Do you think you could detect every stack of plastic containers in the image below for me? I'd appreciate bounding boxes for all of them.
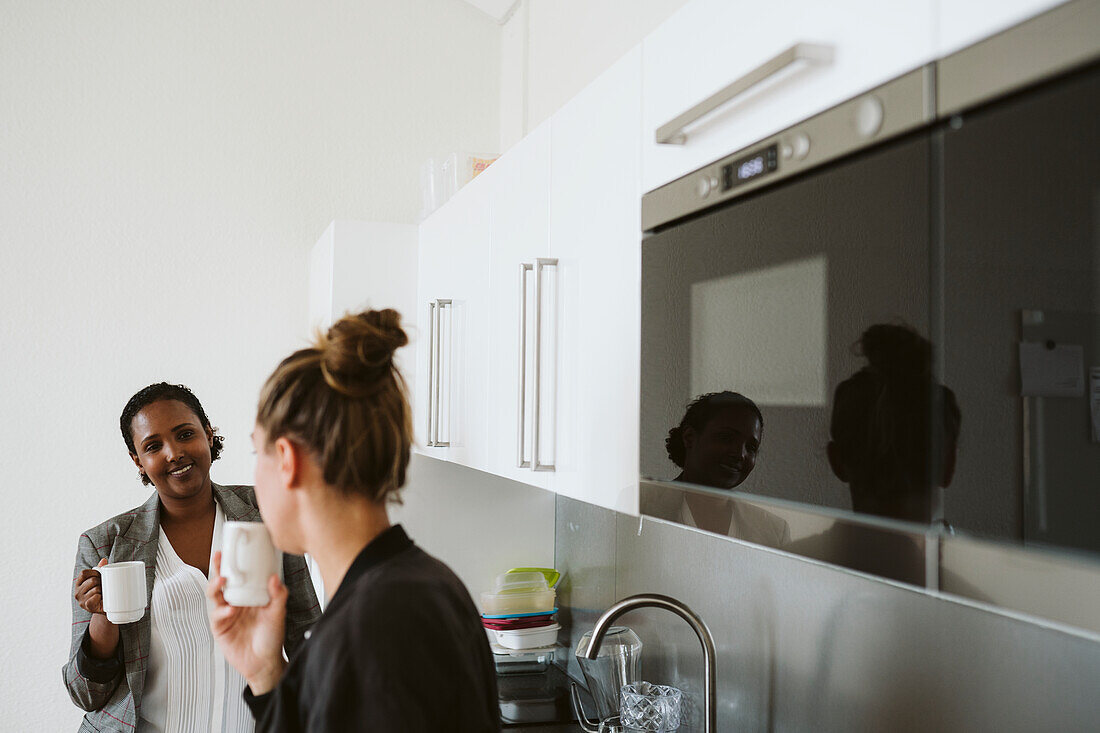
[480,568,561,674]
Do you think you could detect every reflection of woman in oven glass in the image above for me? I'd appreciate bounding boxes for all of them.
[664,392,789,545]
[666,391,763,490]
[827,323,961,524]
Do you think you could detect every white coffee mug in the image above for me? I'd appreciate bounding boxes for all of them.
[221,521,281,607]
[99,561,147,624]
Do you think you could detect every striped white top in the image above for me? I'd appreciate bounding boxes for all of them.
[139,504,254,733]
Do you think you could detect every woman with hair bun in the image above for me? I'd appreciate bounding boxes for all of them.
[786,323,962,586]
[207,309,499,732]
[827,323,961,524]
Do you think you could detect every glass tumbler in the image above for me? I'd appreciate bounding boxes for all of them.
[575,626,643,721]
[619,682,683,731]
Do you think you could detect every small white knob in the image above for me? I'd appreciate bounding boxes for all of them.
[790,133,810,160]
[855,95,884,138]
[696,176,712,198]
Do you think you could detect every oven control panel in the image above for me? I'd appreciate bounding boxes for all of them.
[720,144,779,193]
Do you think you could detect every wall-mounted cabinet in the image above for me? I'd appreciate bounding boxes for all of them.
[412,0,1078,515]
[416,51,643,514]
[416,180,493,472]
[549,48,642,515]
[485,122,554,490]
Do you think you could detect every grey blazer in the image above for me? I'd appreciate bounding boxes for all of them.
[62,484,321,733]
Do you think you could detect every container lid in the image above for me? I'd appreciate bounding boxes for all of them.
[495,623,561,637]
[506,567,561,588]
[493,571,549,593]
[481,607,559,620]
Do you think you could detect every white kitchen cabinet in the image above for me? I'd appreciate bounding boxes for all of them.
[936,0,1069,56]
[415,178,493,471]
[549,48,643,515]
[485,121,554,489]
[640,0,936,193]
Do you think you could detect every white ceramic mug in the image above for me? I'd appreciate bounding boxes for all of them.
[221,521,281,607]
[98,561,147,624]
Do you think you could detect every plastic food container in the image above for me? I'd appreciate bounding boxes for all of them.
[491,643,555,676]
[492,622,561,650]
[480,572,556,615]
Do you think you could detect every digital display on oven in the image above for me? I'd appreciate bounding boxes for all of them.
[721,144,778,191]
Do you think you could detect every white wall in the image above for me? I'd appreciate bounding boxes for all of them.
[0,1,498,727]
[394,455,556,603]
[500,0,690,148]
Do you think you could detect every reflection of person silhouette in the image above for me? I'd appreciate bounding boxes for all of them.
[827,324,961,524]
[662,392,789,546]
[787,324,961,585]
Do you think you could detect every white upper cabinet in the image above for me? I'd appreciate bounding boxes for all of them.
[936,0,1070,56]
[550,48,643,515]
[416,177,493,472]
[640,0,936,193]
[485,122,554,490]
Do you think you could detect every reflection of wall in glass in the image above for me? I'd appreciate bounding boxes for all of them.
[690,255,827,406]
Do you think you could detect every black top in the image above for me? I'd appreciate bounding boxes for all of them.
[244,524,500,732]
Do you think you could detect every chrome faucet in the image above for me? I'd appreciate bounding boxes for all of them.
[582,593,717,733]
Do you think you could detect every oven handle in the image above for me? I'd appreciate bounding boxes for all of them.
[655,42,834,145]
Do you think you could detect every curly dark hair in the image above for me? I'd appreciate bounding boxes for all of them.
[665,391,763,468]
[120,382,224,485]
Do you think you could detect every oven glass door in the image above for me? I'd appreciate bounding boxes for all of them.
[641,132,935,521]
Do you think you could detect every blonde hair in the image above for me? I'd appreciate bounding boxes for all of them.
[257,309,412,502]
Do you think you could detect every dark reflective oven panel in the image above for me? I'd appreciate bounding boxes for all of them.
[641,41,1100,559]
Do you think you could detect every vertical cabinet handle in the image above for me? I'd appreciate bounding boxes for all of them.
[426,299,436,446]
[517,264,533,468]
[427,298,452,448]
[532,258,557,472]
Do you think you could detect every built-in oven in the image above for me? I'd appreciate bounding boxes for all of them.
[640,67,938,529]
[639,0,1100,570]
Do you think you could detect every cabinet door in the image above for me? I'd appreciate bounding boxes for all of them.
[415,179,493,472]
[486,123,554,489]
[937,0,1068,56]
[550,48,643,515]
[641,0,935,193]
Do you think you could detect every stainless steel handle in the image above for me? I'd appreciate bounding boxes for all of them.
[532,258,557,472]
[517,264,533,468]
[656,42,834,145]
[426,299,436,446]
[427,299,452,448]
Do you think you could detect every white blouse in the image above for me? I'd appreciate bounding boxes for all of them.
[139,504,254,733]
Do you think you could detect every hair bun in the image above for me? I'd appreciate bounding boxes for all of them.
[318,309,408,396]
[858,323,932,380]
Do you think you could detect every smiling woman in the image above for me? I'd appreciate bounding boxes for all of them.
[62,383,321,733]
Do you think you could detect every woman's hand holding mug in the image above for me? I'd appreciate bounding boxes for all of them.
[74,558,110,616]
[74,557,148,657]
[207,550,288,696]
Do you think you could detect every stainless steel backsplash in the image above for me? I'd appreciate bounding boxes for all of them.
[555,493,1100,732]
